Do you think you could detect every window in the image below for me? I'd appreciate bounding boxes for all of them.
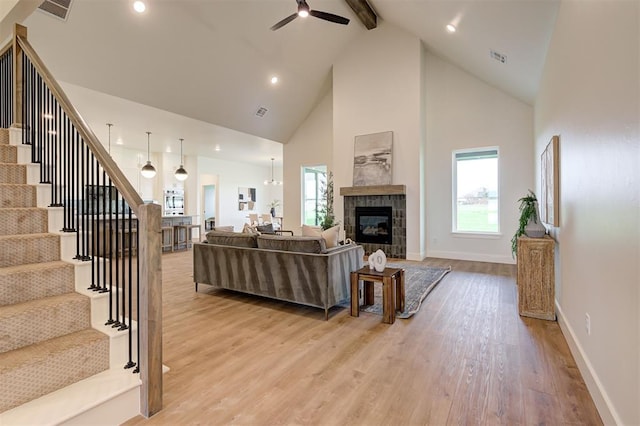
[302,165,326,226]
[453,148,499,233]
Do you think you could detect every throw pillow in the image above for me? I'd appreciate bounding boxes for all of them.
[302,224,340,248]
[301,224,322,237]
[242,223,257,234]
[256,223,275,234]
[322,225,340,248]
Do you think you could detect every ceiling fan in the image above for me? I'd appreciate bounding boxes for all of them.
[271,0,350,31]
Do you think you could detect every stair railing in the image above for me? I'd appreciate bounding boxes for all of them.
[0,24,162,418]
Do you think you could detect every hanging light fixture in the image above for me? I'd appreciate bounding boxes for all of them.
[174,138,188,181]
[140,131,156,179]
[264,158,283,185]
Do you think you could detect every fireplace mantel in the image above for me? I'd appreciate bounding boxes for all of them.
[339,185,406,197]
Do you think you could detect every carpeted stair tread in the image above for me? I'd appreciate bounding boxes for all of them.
[0,163,26,184]
[0,184,37,208]
[0,261,75,306]
[0,233,60,268]
[0,145,17,163]
[0,129,8,145]
[0,292,90,353]
[0,207,48,235]
[0,328,110,412]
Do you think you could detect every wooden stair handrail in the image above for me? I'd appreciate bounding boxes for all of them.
[15,35,144,212]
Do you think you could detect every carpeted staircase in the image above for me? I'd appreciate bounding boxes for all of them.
[0,128,110,413]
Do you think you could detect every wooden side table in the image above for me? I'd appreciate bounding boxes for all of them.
[350,266,405,324]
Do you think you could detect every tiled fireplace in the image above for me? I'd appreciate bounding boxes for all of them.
[340,185,406,259]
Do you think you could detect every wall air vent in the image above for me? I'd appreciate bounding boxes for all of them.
[38,0,73,21]
[255,107,268,118]
[490,50,507,64]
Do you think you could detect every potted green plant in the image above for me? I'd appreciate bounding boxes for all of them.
[319,171,338,230]
[511,190,546,256]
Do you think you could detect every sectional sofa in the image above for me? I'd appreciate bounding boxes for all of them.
[193,230,365,319]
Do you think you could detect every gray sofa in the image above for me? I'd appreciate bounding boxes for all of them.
[193,231,364,319]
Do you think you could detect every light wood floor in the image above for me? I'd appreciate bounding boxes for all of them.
[124,250,602,425]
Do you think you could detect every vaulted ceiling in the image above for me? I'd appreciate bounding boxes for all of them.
[15,0,558,161]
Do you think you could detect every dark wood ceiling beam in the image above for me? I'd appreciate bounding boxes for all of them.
[344,0,377,30]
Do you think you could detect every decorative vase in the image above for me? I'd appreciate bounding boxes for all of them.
[270,207,276,217]
[525,202,546,238]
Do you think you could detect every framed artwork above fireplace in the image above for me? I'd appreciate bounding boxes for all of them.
[353,131,393,186]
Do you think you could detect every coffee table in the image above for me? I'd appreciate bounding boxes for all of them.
[350,266,405,324]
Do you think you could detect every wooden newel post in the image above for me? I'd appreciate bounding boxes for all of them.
[12,23,27,128]
[137,202,163,417]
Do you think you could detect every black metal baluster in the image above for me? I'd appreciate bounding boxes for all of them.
[88,153,97,290]
[36,73,42,167]
[112,188,121,328]
[27,58,35,147]
[43,88,50,186]
[62,116,72,232]
[119,199,129,332]
[100,168,108,293]
[73,129,82,260]
[50,100,62,207]
[133,224,140,374]
[124,206,135,369]
[105,179,115,325]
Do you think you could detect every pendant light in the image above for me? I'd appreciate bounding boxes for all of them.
[174,138,188,181]
[264,158,283,185]
[140,131,156,179]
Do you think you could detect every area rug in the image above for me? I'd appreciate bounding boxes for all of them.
[354,263,451,319]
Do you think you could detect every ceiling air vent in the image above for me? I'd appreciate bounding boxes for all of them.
[490,50,507,64]
[489,50,507,64]
[255,107,268,118]
[38,0,73,21]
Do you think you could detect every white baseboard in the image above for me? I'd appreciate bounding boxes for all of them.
[555,301,620,425]
[426,249,514,264]
[405,251,426,261]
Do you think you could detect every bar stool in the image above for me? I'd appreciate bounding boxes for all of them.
[173,225,187,251]
[161,226,174,252]
[184,224,202,248]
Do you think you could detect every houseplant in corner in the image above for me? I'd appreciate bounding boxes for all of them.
[511,190,546,256]
[319,171,338,230]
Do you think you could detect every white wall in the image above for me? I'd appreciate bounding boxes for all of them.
[425,52,534,264]
[333,21,424,260]
[534,1,639,424]
[283,91,333,233]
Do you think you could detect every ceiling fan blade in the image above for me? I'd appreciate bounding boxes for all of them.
[309,9,350,25]
[270,13,298,31]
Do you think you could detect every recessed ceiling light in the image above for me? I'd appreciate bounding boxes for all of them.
[270,76,279,85]
[116,138,124,145]
[214,144,221,152]
[446,24,456,33]
[133,1,146,13]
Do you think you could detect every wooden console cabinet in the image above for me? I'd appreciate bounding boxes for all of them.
[517,235,556,321]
